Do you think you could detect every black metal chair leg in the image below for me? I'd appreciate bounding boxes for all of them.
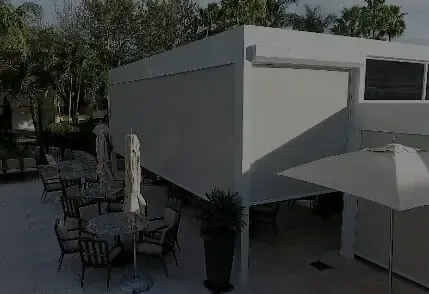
[172,250,179,267]
[273,222,279,236]
[160,257,169,278]
[175,239,181,252]
[57,253,64,272]
[41,190,46,201]
[107,267,111,290]
[80,264,86,288]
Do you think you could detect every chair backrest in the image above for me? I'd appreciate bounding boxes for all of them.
[79,238,110,266]
[40,170,60,187]
[60,196,81,220]
[54,218,72,252]
[163,208,179,227]
[64,185,80,198]
[61,178,80,190]
[6,158,20,169]
[160,223,178,253]
[105,166,116,182]
[23,158,37,168]
[167,199,184,223]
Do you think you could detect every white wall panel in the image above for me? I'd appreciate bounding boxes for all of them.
[249,66,350,204]
[356,130,429,287]
[110,65,237,197]
[356,103,429,135]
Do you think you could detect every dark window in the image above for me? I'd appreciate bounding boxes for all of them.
[364,59,424,100]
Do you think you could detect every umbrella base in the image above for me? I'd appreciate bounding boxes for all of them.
[120,272,154,293]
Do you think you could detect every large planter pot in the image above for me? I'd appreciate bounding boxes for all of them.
[203,237,235,293]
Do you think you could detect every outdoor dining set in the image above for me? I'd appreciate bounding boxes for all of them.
[38,148,183,292]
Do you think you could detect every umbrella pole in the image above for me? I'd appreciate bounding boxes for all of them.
[388,208,394,294]
[133,230,137,280]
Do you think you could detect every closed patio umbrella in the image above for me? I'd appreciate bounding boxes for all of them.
[94,125,109,185]
[123,133,146,215]
[121,133,151,292]
[277,143,429,294]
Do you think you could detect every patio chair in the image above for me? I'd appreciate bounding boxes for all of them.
[54,218,79,272]
[40,170,62,202]
[78,237,123,290]
[22,157,38,174]
[250,202,281,236]
[61,179,98,210]
[167,200,183,251]
[136,221,179,278]
[5,158,22,176]
[105,166,125,190]
[59,196,96,236]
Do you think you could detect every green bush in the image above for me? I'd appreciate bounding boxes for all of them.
[46,122,79,135]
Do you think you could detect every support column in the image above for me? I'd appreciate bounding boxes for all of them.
[232,204,250,286]
[340,67,363,260]
[341,194,358,259]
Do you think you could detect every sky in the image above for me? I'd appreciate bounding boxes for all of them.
[11,0,429,46]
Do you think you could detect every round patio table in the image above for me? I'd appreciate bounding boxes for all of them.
[86,212,154,293]
[64,185,106,215]
[60,171,98,183]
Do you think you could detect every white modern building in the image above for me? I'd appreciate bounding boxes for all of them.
[109,26,429,288]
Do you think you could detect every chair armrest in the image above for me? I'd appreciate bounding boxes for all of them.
[148,217,163,222]
[141,238,162,246]
[109,244,123,254]
[146,225,169,237]
[61,237,79,241]
[46,177,60,183]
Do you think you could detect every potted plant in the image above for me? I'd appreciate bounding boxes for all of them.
[196,188,247,293]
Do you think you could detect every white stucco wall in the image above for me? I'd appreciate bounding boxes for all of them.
[109,28,244,85]
[109,28,245,198]
[248,66,350,204]
[356,102,429,135]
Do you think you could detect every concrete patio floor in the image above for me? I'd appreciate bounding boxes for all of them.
[0,179,426,293]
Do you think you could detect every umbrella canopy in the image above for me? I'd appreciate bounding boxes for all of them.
[93,123,109,137]
[123,134,147,215]
[278,143,429,211]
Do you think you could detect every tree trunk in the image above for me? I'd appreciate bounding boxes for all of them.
[36,89,49,164]
[28,94,38,135]
[68,76,73,122]
[75,84,81,124]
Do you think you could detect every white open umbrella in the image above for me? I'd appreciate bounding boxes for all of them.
[278,143,429,294]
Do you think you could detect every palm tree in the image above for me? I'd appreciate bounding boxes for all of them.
[0,0,42,58]
[331,6,365,37]
[291,4,336,33]
[379,5,406,41]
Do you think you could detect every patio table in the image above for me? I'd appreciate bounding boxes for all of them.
[87,212,154,293]
[66,185,107,214]
[60,171,98,183]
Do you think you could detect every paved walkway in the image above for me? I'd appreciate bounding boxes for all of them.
[0,179,426,293]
